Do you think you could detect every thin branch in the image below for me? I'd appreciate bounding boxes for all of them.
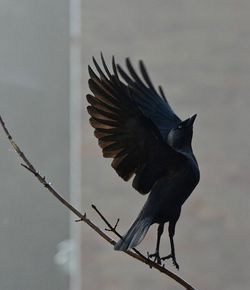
[92,204,146,260]
[0,115,199,290]
[92,204,122,237]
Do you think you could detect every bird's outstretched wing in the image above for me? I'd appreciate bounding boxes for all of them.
[87,55,180,194]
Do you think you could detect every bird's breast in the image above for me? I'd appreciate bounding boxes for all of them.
[152,157,199,202]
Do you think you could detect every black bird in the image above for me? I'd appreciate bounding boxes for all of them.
[86,54,200,269]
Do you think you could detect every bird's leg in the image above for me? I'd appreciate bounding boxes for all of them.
[162,221,179,269]
[148,223,164,264]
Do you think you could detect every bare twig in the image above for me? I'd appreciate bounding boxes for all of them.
[105,218,119,232]
[92,204,122,238]
[91,204,147,260]
[0,115,199,290]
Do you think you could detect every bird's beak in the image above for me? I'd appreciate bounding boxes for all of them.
[187,114,197,126]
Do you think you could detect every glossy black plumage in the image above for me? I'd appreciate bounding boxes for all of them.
[86,54,200,269]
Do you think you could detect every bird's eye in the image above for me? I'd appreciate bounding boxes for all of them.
[177,124,183,129]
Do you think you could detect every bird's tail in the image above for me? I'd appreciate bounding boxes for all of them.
[114,216,152,251]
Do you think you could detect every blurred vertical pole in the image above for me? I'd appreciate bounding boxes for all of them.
[70,1,82,290]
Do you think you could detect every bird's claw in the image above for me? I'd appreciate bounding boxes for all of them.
[147,251,163,265]
[162,254,179,270]
[147,251,179,269]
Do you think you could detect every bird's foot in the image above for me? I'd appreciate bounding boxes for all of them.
[147,251,163,265]
[162,254,179,270]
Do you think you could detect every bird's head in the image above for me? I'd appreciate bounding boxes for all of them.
[167,114,197,153]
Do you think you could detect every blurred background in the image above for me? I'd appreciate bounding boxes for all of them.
[0,1,71,290]
[0,0,250,290]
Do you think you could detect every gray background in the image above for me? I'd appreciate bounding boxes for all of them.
[1,1,250,290]
[83,0,250,290]
[0,1,69,289]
